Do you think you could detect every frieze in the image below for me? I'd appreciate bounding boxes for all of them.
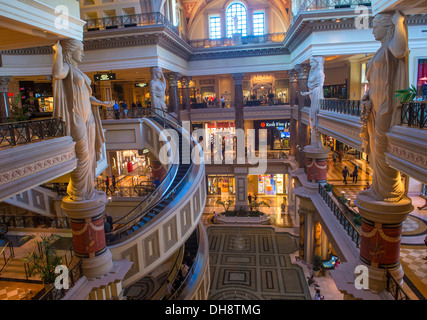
[387,143,427,169]
[0,151,76,186]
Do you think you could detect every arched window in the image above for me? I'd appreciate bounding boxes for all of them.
[226,2,247,38]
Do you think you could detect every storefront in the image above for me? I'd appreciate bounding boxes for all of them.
[417,58,427,97]
[248,174,288,196]
[253,119,290,150]
[207,175,235,195]
[108,149,152,177]
[19,81,54,114]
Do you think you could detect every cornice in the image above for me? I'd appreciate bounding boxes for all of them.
[189,47,289,61]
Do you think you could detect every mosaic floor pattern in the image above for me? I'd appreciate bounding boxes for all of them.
[207,226,311,300]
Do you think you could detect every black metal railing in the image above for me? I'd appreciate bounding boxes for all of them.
[0,241,15,273]
[401,101,426,129]
[0,214,70,230]
[299,0,371,12]
[190,32,286,48]
[84,12,189,43]
[320,99,361,116]
[99,107,151,120]
[39,259,83,300]
[386,269,410,300]
[318,184,361,248]
[0,118,65,149]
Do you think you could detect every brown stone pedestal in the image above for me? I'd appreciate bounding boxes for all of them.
[355,193,413,292]
[303,145,330,183]
[62,192,113,279]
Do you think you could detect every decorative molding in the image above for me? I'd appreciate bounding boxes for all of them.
[0,151,76,186]
[190,47,289,61]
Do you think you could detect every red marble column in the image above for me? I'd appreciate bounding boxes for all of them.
[306,157,328,183]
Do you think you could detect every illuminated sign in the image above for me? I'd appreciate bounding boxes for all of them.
[134,83,147,88]
[94,73,116,81]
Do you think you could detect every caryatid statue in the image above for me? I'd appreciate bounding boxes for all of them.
[301,56,325,148]
[150,67,167,116]
[359,11,408,202]
[52,40,113,201]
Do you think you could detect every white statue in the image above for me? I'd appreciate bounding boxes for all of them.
[52,40,113,201]
[233,14,239,34]
[150,67,167,117]
[359,11,408,202]
[301,56,325,148]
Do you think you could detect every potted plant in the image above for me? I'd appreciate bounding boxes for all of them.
[394,85,417,104]
[324,183,334,193]
[216,199,234,214]
[312,255,323,277]
[21,234,63,288]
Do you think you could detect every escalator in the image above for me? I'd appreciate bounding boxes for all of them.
[105,110,195,245]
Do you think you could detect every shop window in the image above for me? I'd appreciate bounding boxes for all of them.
[226,2,247,38]
[253,12,265,36]
[209,16,221,39]
[417,59,427,97]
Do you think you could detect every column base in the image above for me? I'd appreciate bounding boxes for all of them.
[355,193,413,293]
[304,145,330,183]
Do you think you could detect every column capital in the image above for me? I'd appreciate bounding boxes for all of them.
[180,75,192,88]
[165,72,181,87]
[295,64,310,80]
[0,76,12,92]
[232,73,245,85]
[288,69,299,83]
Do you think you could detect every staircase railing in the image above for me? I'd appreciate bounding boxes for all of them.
[0,241,15,273]
[385,269,411,300]
[105,108,197,245]
[318,184,361,248]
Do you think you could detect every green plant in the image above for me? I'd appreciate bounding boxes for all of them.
[216,199,234,213]
[249,200,271,212]
[394,85,417,104]
[21,234,63,284]
[324,183,334,192]
[8,93,30,122]
[313,255,323,272]
[353,214,362,226]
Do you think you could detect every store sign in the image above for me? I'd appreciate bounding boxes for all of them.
[253,74,272,84]
[260,120,286,128]
[94,73,116,81]
[134,83,147,88]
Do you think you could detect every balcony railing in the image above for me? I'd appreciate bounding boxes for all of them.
[318,184,361,248]
[84,12,189,43]
[320,99,361,116]
[401,101,426,129]
[299,0,371,12]
[0,118,65,149]
[190,33,286,49]
[0,214,70,229]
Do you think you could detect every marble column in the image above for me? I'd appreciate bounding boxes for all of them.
[355,193,413,292]
[288,69,299,157]
[0,76,12,119]
[234,167,248,211]
[181,75,192,112]
[232,73,245,132]
[166,72,181,122]
[61,194,113,279]
[304,145,330,183]
[296,64,310,169]
[320,226,330,260]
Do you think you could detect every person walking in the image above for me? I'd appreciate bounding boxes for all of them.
[352,166,359,183]
[221,96,225,108]
[105,176,110,193]
[332,151,337,165]
[342,166,349,184]
[111,175,116,191]
[113,100,120,119]
[248,194,252,204]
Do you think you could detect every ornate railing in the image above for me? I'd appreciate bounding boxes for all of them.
[39,259,83,300]
[0,214,70,229]
[190,32,286,48]
[0,118,65,149]
[386,269,410,300]
[99,107,151,120]
[320,99,361,116]
[299,0,371,12]
[84,12,189,43]
[401,101,426,129]
[318,184,361,248]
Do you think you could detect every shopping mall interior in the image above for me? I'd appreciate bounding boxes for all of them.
[0,0,426,305]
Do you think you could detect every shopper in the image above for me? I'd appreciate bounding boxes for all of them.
[221,96,225,108]
[248,194,252,204]
[352,166,359,183]
[113,100,120,119]
[122,100,128,118]
[342,166,349,184]
[111,175,116,190]
[105,176,110,193]
[332,151,337,165]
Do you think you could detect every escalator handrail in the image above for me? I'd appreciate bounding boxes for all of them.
[106,108,201,243]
